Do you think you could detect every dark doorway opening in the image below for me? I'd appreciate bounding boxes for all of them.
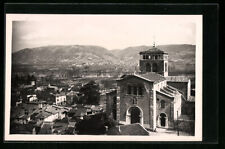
[153,63,158,72]
[130,107,141,124]
[160,113,166,127]
[146,63,151,72]
[112,97,117,120]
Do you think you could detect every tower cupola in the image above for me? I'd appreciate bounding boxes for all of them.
[139,45,168,77]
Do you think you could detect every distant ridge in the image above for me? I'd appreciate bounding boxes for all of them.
[13,44,195,74]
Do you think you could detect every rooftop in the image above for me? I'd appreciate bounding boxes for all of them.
[157,85,180,98]
[118,72,165,84]
[139,47,167,55]
[45,105,67,114]
[166,76,190,82]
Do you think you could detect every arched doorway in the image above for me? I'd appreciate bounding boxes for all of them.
[160,113,166,127]
[153,63,158,72]
[126,106,143,125]
[130,107,141,123]
[146,63,151,72]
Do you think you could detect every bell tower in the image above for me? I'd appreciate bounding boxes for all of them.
[139,43,168,77]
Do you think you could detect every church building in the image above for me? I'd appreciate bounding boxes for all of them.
[106,44,193,131]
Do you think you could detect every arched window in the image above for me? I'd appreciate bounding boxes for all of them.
[153,63,158,72]
[143,55,146,59]
[127,85,132,94]
[160,100,165,108]
[133,86,138,95]
[138,87,143,96]
[146,63,151,72]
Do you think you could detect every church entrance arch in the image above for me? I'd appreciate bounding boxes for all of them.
[160,113,166,126]
[157,113,168,128]
[126,106,143,125]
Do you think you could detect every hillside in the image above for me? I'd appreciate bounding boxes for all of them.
[12,45,120,66]
[13,44,195,74]
[111,44,196,74]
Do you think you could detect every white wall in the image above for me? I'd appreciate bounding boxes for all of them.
[55,95,67,105]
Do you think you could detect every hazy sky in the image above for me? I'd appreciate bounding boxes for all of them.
[12,15,197,52]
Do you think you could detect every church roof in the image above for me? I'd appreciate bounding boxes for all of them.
[157,85,180,98]
[135,72,166,83]
[166,76,190,82]
[139,47,167,55]
[118,72,165,84]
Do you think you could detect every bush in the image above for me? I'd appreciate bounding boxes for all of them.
[177,120,195,135]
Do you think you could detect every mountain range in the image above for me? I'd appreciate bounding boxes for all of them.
[12,44,195,74]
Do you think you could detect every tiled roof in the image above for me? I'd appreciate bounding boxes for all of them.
[137,72,166,83]
[54,92,66,96]
[107,124,149,135]
[139,47,167,54]
[39,123,53,134]
[45,105,67,114]
[118,72,165,84]
[11,103,39,119]
[166,76,190,82]
[119,124,149,135]
[35,111,52,119]
[157,85,183,98]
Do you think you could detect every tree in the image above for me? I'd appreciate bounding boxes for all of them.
[75,113,106,135]
[79,80,100,105]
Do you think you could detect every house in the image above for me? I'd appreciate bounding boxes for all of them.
[27,94,37,102]
[43,105,68,122]
[54,93,66,105]
[106,45,194,131]
[11,103,40,124]
[30,105,69,125]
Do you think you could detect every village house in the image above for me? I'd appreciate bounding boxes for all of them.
[54,93,67,105]
[11,103,40,124]
[27,94,38,102]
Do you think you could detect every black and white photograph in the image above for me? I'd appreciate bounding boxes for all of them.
[4,14,202,141]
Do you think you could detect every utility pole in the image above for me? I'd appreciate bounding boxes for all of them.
[177,111,179,136]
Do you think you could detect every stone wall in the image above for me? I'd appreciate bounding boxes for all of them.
[139,59,168,76]
[156,92,174,128]
[106,91,117,117]
[140,60,163,73]
[117,76,154,129]
[167,82,188,99]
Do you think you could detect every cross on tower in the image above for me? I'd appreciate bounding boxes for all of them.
[153,36,156,48]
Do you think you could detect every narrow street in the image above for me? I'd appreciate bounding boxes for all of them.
[149,128,192,136]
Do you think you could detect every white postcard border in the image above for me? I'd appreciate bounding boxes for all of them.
[4,14,202,141]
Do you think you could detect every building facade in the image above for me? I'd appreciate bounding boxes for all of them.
[139,46,168,77]
[106,46,193,131]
